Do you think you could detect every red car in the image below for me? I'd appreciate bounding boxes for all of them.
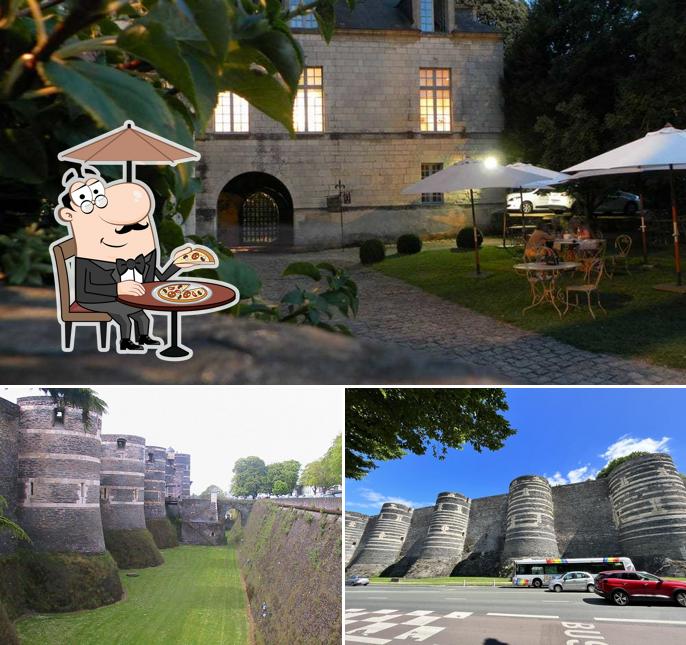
[594,570,686,607]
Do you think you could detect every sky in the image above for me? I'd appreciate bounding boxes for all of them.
[346,388,686,514]
[2,387,342,495]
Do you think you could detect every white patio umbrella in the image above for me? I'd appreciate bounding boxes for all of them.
[565,124,686,286]
[402,159,553,275]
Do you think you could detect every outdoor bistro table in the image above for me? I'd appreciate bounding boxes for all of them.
[514,261,580,317]
[117,280,238,360]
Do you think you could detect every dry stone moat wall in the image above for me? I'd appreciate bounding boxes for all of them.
[346,454,686,578]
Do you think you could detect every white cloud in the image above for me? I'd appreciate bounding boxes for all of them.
[546,465,597,486]
[601,435,670,463]
[351,488,429,510]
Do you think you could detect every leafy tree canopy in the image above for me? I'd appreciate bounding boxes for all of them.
[300,434,341,492]
[199,484,227,499]
[230,456,267,498]
[459,0,529,48]
[266,460,301,496]
[596,451,652,479]
[346,389,514,480]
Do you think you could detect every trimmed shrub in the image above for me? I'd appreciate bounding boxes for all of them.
[104,528,164,569]
[0,555,26,620]
[456,227,483,249]
[20,551,122,613]
[396,234,422,255]
[359,239,385,265]
[146,518,179,549]
[0,600,18,645]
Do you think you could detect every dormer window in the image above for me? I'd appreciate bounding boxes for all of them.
[117,438,126,450]
[53,407,65,426]
[420,0,448,33]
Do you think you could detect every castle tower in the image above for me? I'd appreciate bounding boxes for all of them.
[346,503,412,576]
[0,398,20,555]
[345,511,370,566]
[144,446,167,521]
[100,434,147,531]
[608,453,686,561]
[175,452,191,498]
[502,475,559,561]
[16,396,106,553]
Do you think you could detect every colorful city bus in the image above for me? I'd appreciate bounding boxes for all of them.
[511,557,635,588]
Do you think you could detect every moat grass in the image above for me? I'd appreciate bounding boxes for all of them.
[16,545,249,645]
[370,576,511,586]
[374,245,686,370]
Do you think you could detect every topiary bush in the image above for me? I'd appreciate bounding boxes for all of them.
[146,518,179,549]
[396,234,422,255]
[456,227,483,249]
[359,239,385,265]
[19,551,123,613]
[104,528,164,569]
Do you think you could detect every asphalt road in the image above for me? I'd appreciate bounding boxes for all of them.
[345,585,686,644]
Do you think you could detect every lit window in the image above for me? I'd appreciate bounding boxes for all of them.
[214,92,250,133]
[421,163,444,204]
[419,68,451,132]
[294,67,324,133]
[289,0,316,28]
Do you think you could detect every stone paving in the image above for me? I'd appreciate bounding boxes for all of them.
[239,246,686,385]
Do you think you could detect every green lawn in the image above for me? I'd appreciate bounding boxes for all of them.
[370,576,511,586]
[16,546,249,645]
[375,245,686,370]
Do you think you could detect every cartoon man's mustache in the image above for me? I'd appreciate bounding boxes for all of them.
[115,221,150,235]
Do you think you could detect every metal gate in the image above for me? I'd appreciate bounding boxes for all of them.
[240,191,279,244]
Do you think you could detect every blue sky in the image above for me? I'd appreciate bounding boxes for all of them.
[346,388,685,513]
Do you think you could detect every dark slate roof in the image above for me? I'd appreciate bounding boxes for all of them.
[334,0,414,30]
[454,8,500,33]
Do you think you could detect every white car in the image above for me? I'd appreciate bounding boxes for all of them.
[346,575,370,586]
[507,187,573,214]
[507,187,639,215]
[547,571,596,593]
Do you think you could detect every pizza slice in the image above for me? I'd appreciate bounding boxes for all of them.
[173,246,216,267]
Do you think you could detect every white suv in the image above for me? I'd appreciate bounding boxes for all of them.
[507,187,573,214]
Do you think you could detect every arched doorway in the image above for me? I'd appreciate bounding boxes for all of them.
[217,172,293,248]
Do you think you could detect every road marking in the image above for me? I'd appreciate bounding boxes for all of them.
[348,622,398,636]
[401,616,440,626]
[371,609,400,614]
[444,611,473,619]
[345,636,390,644]
[406,610,434,616]
[542,600,570,603]
[362,615,403,623]
[364,597,388,600]
[346,609,367,612]
[595,617,686,626]
[445,597,467,601]
[487,613,560,619]
[394,625,445,641]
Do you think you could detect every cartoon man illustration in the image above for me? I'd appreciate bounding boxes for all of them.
[54,165,218,353]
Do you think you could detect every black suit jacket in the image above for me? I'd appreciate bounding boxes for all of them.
[75,250,179,304]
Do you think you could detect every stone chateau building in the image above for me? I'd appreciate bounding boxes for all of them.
[192,0,504,249]
[346,454,686,578]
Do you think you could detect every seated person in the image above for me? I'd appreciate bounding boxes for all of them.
[525,223,554,260]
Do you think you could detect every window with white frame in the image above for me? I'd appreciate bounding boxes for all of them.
[214,92,250,133]
[293,67,324,132]
[421,163,444,203]
[419,68,451,132]
[288,0,316,28]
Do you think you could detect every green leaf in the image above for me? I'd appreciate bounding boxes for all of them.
[246,28,303,93]
[281,289,305,305]
[183,0,232,59]
[282,261,321,281]
[0,128,48,183]
[180,43,220,128]
[315,2,336,44]
[157,218,186,255]
[40,59,175,134]
[221,44,295,133]
[215,256,262,299]
[118,21,197,110]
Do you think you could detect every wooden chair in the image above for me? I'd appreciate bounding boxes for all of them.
[564,258,606,319]
[607,234,632,277]
[51,238,111,351]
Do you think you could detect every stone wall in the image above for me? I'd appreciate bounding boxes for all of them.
[345,511,369,566]
[0,399,19,555]
[552,479,621,557]
[16,397,105,554]
[100,434,147,531]
[195,27,504,248]
[347,455,686,577]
